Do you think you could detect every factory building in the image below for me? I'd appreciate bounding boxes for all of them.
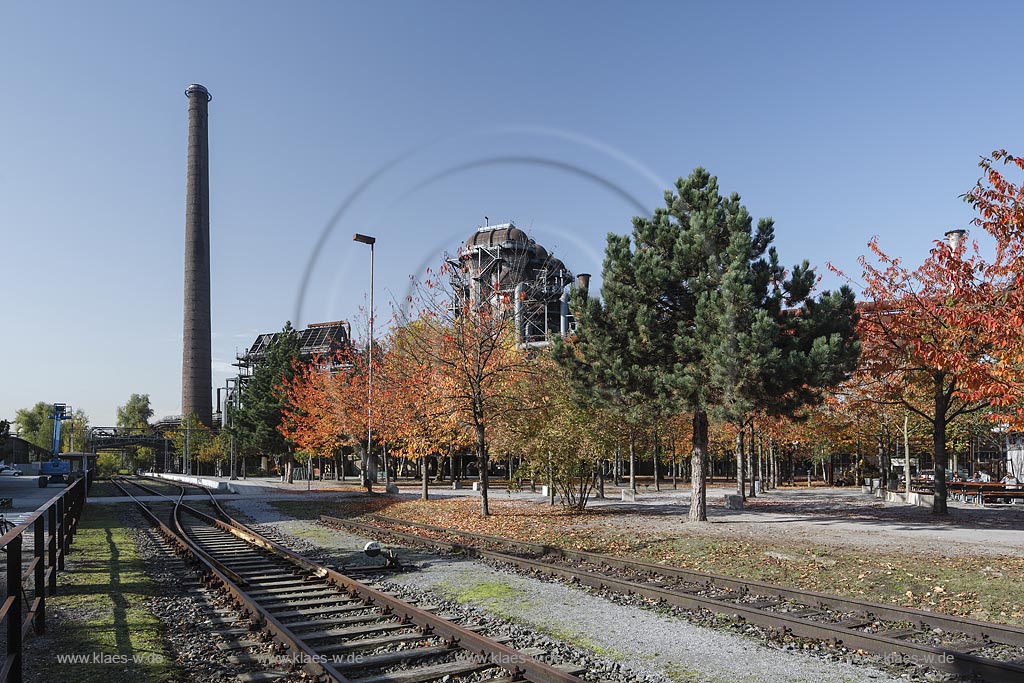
[449,221,587,346]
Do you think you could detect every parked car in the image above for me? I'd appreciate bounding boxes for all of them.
[0,464,24,476]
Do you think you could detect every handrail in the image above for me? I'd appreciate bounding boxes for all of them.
[0,474,89,683]
[0,479,83,548]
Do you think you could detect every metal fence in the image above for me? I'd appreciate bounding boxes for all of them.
[0,476,88,683]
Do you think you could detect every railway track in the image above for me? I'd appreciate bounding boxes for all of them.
[322,513,1024,683]
[109,478,588,683]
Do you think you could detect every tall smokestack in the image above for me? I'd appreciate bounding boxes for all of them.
[576,273,591,293]
[944,229,967,251]
[182,84,213,426]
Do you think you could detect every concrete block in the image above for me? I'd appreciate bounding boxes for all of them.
[724,494,744,510]
[152,472,228,491]
[621,489,636,502]
[471,481,481,492]
[540,485,551,497]
[451,481,462,490]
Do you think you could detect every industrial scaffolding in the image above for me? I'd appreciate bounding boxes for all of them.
[448,222,582,346]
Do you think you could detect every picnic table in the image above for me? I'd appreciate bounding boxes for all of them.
[947,482,1024,505]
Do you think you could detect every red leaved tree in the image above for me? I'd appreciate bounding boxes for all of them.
[960,151,1024,425]
[836,237,992,513]
[279,348,378,489]
[392,263,533,516]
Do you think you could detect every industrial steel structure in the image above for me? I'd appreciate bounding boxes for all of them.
[234,320,352,378]
[449,221,585,346]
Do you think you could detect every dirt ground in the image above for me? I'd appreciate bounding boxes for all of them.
[270,482,1024,625]
[572,484,1024,558]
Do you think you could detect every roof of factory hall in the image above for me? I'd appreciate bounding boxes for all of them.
[237,320,351,366]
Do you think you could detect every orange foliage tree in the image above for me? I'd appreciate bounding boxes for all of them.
[960,151,1024,423]
[392,263,534,516]
[278,348,377,488]
[375,320,470,500]
[832,150,1024,512]
[837,237,990,513]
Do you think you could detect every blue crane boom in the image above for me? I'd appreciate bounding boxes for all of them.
[41,403,73,485]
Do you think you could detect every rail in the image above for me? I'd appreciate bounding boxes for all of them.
[0,476,89,683]
[330,513,1024,683]
[115,478,585,683]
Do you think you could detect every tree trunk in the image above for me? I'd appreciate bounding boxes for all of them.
[421,455,429,500]
[476,423,489,516]
[628,431,637,493]
[548,451,555,506]
[653,433,661,492]
[877,428,888,490]
[854,438,860,486]
[689,410,709,522]
[614,445,621,486]
[903,413,912,494]
[735,428,745,499]
[360,441,371,491]
[933,376,949,514]
[749,423,758,498]
[671,436,678,489]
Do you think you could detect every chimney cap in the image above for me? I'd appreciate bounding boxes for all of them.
[944,229,967,238]
[185,84,212,101]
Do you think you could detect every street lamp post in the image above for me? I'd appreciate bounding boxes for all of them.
[223,377,239,480]
[353,233,376,492]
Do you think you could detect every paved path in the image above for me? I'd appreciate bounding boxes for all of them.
[122,473,1024,556]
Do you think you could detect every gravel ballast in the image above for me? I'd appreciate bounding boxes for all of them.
[227,498,906,683]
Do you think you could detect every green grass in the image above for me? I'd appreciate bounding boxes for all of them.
[646,535,1024,625]
[434,578,532,621]
[535,624,625,658]
[85,480,124,497]
[435,578,627,658]
[663,664,703,683]
[24,504,180,683]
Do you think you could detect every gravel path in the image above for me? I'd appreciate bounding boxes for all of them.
[570,486,1024,558]
[226,498,906,683]
[184,474,1024,558]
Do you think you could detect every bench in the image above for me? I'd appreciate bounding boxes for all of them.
[982,487,1024,505]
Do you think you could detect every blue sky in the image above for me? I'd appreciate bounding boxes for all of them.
[2,1,1021,426]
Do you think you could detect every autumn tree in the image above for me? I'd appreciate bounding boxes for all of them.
[960,150,1024,424]
[494,357,619,511]
[829,150,1024,513]
[837,234,996,513]
[375,321,467,500]
[394,262,532,516]
[280,346,378,489]
[166,412,214,475]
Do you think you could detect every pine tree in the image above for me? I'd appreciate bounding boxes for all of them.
[232,322,301,482]
[559,168,859,521]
